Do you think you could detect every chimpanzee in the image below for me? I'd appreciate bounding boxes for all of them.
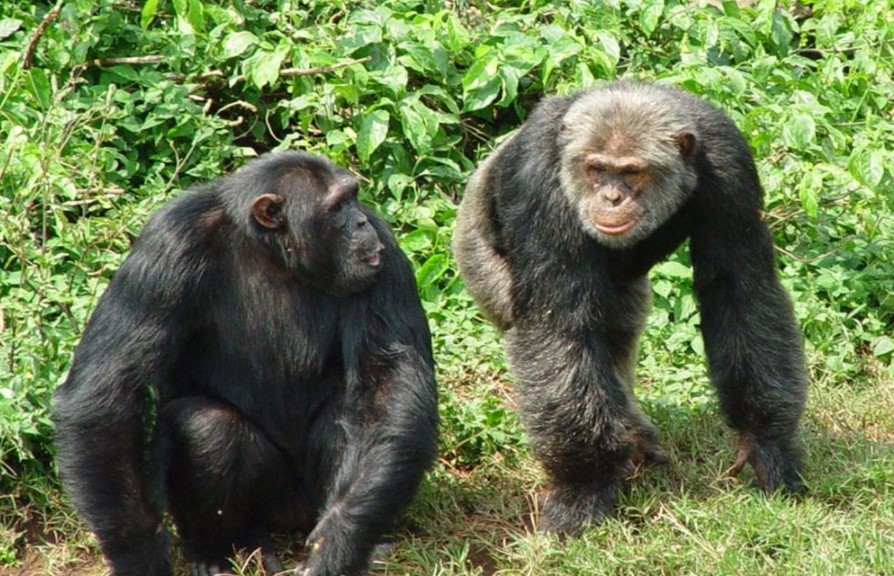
[452,80,808,535]
[52,151,438,576]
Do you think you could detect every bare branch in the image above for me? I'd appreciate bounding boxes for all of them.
[23,3,61,69]
[180,56,372,92]
[92,55,166,66]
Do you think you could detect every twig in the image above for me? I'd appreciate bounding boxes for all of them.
[71,55,166,76]
[70,55,370,91]
[22,3,61,69]
[279,58,372,77]
[91,55,166,66]
[179,56,373,90]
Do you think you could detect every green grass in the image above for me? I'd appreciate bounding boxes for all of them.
[4,347,892,576]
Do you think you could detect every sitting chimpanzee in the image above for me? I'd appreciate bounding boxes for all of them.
[453,80,808,535]
[53,151,438,576]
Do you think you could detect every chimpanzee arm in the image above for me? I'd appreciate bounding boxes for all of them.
[303,234,438,576]
[452,146,516,331]
[52,197,213,576]
[688,146,808,492]
[305,350,437,575]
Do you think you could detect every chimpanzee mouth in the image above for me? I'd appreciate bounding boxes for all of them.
[362,252,382,267]
[595,220,636,236]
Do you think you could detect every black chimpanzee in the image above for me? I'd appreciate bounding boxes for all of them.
[52,151,438,576]
[452,80,808,535]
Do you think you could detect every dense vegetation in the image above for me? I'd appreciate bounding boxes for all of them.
[0,0,892,573]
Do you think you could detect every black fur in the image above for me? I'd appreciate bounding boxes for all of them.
[53,151,438,575]
[453,80,808,535]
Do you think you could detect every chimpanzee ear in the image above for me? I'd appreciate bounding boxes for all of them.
[251,193,286,229]
[675,131,697,160]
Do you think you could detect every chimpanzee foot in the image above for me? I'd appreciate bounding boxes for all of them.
[724,432,754,479]
[192,560,227,576]
[189,540,281,576]
[261,548,284,573]
[538,479,621,536]
[623,426,670,476]
[295,541,392,576]
[725,432,806,494]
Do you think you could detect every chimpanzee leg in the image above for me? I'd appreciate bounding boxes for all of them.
[506,325,648,535]
[691,215,808,492]
[609,309,668,471]
[161,396,307,575]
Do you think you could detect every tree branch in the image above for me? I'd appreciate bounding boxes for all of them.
[23,3,61,69]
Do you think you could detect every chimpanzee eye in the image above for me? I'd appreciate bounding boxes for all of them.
[587,165,603,180]
[327,202,350,229]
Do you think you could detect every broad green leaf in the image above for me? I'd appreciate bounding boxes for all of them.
[223,31,258,59]
[26,69,51,110]
[245,44,288,88]
[770,12,794,51]
[497,68,519,108]
[849,149,885,189]
[873,336,894,358]
[340,25,383,53]
[357,110,390,162]
[597,32,621,66]
[386,174,414,200]
[371,65,408,97]
[440,11,471,54]
[416,254,449,289]
[721,0,740,17]
[655,261,690,279]
[676,294,698,320]
[720,16,757,47]
[461,56,501,112]
[0,18,23,40]
[401,229,433,253]
[640,0,665,37]
[401,104,430,153]
[798,170,822,220]
[401,99,438,153]
[782,114,815,151]
[187,0,204,32]
[653,278,672,299]
[140,0,158,29]
[690,335,705,356]
[399,42,449,77]
[325,129,352,150]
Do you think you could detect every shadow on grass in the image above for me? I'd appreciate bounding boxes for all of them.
[1,390,892,575]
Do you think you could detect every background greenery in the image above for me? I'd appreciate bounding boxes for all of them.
[1,0,892,574]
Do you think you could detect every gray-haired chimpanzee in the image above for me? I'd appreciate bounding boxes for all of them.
[452,80,808,535]
[53,151,438,576]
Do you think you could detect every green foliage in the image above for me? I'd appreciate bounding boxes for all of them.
[1,0,893,573]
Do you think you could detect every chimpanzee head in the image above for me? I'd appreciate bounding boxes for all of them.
[226,151,384,296]
[557,82,700,249]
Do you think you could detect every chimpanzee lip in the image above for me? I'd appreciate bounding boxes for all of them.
[363,253,382,267]
[595,220,636,236]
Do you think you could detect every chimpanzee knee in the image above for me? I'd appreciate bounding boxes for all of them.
[162,397,304,568]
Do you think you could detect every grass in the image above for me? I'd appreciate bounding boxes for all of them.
[2,336,892,576]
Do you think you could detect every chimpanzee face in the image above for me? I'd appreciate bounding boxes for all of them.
[557,90,698,249]
[248,155,384,296]
[321,190,384,296]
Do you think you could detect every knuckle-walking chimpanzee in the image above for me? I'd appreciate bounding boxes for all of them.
[52,151,438,576]
[452,80,808,535]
